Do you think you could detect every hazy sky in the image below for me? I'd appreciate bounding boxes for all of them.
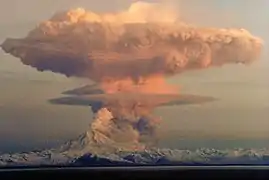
[0,0,268,151]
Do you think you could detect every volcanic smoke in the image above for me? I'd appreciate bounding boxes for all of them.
[0,2,263,151]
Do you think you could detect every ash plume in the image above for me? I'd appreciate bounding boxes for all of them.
[90,107,157,150]
[0,2,263,83]
[0,1,264,152]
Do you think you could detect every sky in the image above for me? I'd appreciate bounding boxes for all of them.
[0,0,268,151]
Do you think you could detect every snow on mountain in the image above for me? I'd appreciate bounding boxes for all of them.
[1,147,269,167]
[0,131,269,167]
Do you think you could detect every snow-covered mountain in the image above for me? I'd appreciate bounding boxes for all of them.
[1,131,269,167]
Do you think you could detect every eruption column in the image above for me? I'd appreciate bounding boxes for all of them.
[0,1,263,152]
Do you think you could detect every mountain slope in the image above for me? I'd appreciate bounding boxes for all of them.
[1,131,269,167]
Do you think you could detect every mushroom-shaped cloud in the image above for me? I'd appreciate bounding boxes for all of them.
[0,2,263,83]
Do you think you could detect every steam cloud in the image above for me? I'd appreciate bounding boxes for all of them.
[0,2,263,151]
